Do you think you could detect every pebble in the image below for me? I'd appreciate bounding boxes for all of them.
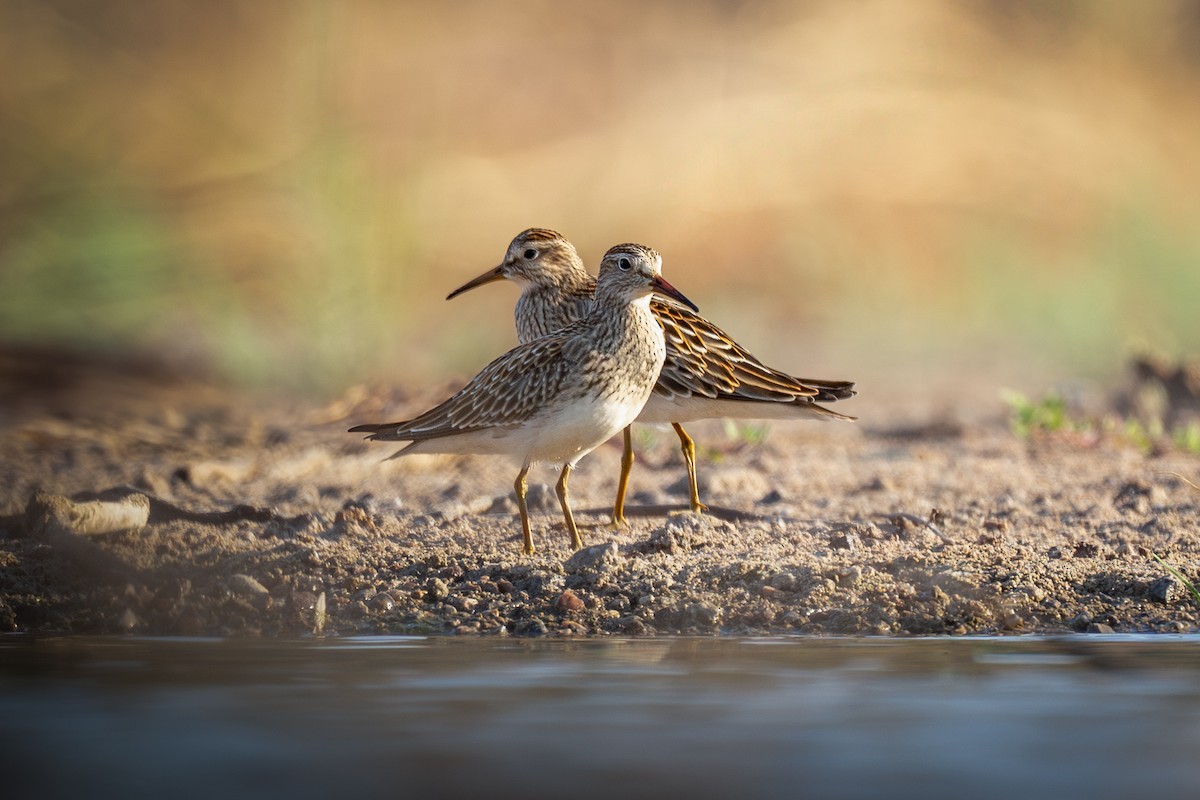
[368,592,395,612]
[768,572,797,591]
[1148,576,1180,605]
[999,610,1023,631]
[835,566,862,589]
[555,589,585,613]
[605,595,631,613]
[1020,584,1046,603]
[1086,622,1115,634]
[426,577,450,603]
[515,618,548,636]
[830,531,859,551]
[683,602,721,629]
[227,573,269,598]
[447,595,477,613]
[644,528,678,555]
[565,542,622,573]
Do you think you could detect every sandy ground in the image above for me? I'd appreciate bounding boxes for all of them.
[2,350,1198,637]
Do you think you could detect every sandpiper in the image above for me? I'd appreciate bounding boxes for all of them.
[351,243,697,555]
[447,228,856,525]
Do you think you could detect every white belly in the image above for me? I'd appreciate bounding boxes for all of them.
[399,392,649,467]
[636,393,837,424]
[522,391,649,465]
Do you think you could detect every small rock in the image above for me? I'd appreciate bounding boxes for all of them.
[605,595,631,613]
[643,528,678,555]
[1069,612,1092,632]
[227,573,269,598]
[565,542,621,573]
[1113,480,1163,514]
[284,590,320,632]
[515,618,548,636]
[1020,585,1046,603]
[426,577,450,603]
[999,610,1024,631]
[830,531,859,551]
[524,574,558,598]
[368,592,395,612]
[447,594,477,613]
[1047,546,1064,559]
[835,566,862,589]
[557,620,589,635]
[335,503,373,529]
[768,572,797,591]
[780,610,805,627]
[1086,622,1115,634]
[759,489,784,504]
[1148,576,1181,605]
[616,615,648,635]
[857,476,893,493]
[683,602,721,629]
[556,589,585,614]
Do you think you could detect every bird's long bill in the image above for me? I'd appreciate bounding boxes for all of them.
[446,264,506,300]
[651,275,699,312]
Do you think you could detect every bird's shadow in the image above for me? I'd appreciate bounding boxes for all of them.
[577,503,786,525]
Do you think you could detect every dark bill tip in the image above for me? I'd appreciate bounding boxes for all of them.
[651,274,699,312]
[446,264,506,301]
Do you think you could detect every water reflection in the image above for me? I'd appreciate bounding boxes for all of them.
[2,636,1198,799]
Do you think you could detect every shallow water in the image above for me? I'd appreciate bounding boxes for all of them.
[2,635,1198,799]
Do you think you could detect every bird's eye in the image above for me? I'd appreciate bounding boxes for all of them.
[523,248,538,260]
[618,257,632,270]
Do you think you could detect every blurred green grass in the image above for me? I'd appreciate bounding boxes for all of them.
[2,1,1199,396]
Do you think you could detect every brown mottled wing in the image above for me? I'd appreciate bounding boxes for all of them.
[351,332,576,442]
[650,296,856,404]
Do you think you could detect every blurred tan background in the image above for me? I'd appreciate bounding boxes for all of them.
[3,0,1199,400]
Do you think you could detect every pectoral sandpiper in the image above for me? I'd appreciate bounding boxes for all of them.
[447,228,856,525]
[351,243,697,555]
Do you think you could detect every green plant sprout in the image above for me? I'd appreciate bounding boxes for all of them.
[1150,553,1200,609]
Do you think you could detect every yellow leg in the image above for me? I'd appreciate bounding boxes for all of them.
[557,463,584,551]
[610,426,634,528]
[673,422,709,514]
[514,466,534,555]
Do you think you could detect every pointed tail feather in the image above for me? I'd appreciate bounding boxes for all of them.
[348,421,414,441]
